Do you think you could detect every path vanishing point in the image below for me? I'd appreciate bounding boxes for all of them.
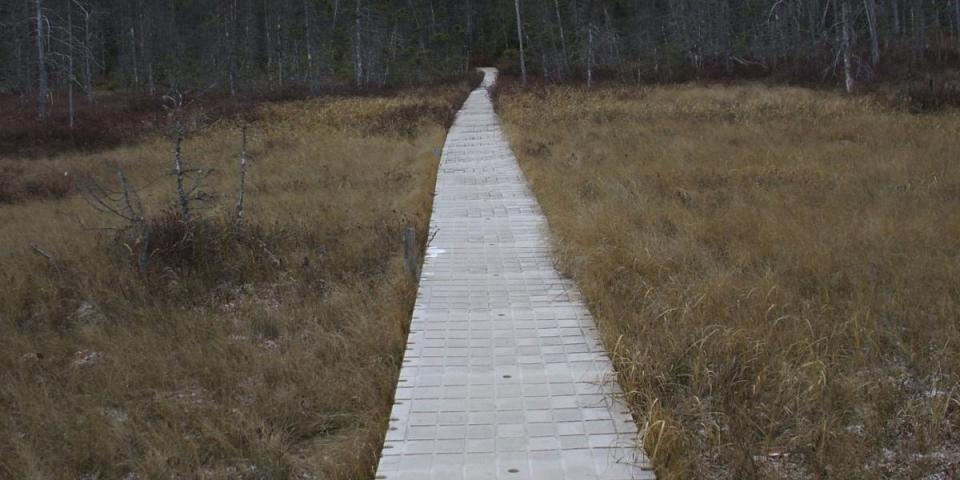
[375,68,655,480]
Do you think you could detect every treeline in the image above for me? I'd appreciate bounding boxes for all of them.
[2,0,959,116]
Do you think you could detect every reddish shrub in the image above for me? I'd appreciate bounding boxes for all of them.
[0,164,75,203]
[0,91,260,158]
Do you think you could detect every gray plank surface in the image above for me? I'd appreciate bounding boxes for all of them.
[375,68,655,480]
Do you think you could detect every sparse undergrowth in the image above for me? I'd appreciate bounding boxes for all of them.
[497,80,960,479]
[0,75,476,479]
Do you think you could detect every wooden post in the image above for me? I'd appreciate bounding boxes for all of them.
[403,226,419,281]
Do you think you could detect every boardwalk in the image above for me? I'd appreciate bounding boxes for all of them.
[375,68,655,480]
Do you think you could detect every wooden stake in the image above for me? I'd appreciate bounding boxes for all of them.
[403,226,419,281]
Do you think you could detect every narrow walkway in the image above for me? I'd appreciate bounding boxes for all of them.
[376,68,654,480]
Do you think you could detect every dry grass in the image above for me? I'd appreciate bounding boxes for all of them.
[496,81,960,479]
[0,77,476,479]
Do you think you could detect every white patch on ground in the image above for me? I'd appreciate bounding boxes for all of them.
[71,350,102,367]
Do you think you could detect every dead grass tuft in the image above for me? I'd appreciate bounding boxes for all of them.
[497,81,960,479]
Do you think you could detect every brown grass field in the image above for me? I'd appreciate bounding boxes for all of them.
[0,78,474,479]
[496,81,960,479]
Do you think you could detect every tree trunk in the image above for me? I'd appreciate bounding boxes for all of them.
[910,3,921,63]
[173,128,190,219]
[275,15,283,85]
[864,0,880,66]
[465,0,473,65]
[405,0,425,50]
[242,0,251,82]
[226,0,237,95]
[264,0,273,85]
[514,0,527,85]
[841,0,855,92]
[303,0,315,88]
[354,0,363,88]
[138,0,153,95]
[35,0,49,119]
[15,23,25,97]
[892,0,900,37]
[955,0,960,51]
[541,48,549,81]
[67,0,75,129]
[129,23,139,87]
[83,5,93,105]
[553,0,568,73]
[587,26,594,88]
[235,126,248,230]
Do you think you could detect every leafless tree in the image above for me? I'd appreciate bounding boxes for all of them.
[163,92,215,220]
[81,164,152,273]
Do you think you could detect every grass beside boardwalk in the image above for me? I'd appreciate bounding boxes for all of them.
[497,81,960,479]
[0,78,475,479]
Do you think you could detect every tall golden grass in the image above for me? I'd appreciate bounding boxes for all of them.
[497,82,960,479]
[0,78,475,479]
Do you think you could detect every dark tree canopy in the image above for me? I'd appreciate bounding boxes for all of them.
[2,0,958,103]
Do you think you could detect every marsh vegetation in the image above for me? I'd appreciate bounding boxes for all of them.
[497,80,960,479]
[0,78,475,479]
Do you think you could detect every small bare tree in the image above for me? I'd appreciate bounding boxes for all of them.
[163,92,215,220]
[81,164,151,273]
[234,125,249,231]
[164,92,190,218]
